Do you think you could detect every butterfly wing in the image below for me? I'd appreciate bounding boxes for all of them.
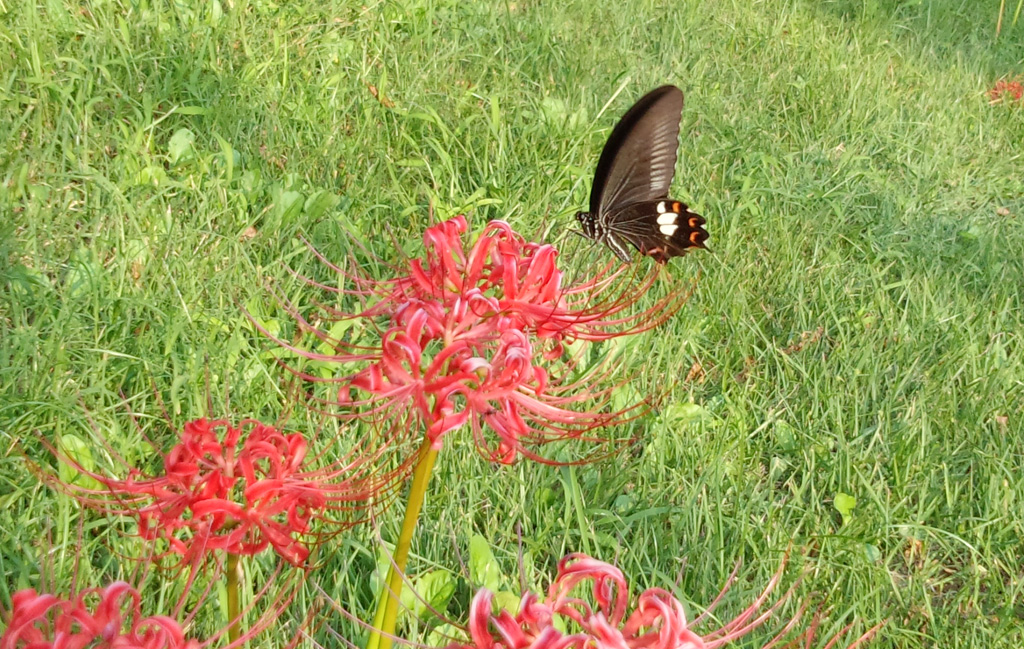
[589,85,684,216]
[603,200,709,263]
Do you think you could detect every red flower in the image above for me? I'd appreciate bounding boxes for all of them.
[1,582,198,649]
[51,418,387,567]
[988,78,1024,104]
[449,554,881,649]
[263,216,694,464]
[1,570,303,649]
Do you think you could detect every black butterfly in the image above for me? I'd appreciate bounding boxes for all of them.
[576,85,709,263]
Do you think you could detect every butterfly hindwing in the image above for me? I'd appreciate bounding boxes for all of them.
[606,200,708,263]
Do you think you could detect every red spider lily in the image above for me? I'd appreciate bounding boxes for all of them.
[261,216,695,464]
[448,554,882,649]
[988,78,1024,104]
[1,570,304,649]
[49,418,392,567]
[1,582,198,649]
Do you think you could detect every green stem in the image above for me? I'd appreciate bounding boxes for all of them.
[366,438,439,649]
[227,553,241,645]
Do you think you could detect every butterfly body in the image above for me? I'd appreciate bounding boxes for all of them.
[576,85,708,263]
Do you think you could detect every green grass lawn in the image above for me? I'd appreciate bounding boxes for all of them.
[2,0,1024,647]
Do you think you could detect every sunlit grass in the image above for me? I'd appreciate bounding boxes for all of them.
[2,0,1023,647]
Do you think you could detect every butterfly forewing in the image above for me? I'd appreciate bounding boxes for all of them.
[589,85,684,216]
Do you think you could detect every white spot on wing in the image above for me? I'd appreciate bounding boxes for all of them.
[656,201,665,213]
[660,224,678,236]
[657,213,676,225]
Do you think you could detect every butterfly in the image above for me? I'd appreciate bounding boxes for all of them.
[576,85,709,263]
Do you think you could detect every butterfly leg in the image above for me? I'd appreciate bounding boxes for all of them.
[604,231,635,263]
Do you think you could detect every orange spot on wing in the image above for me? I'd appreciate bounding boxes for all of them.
[672,201,681,212]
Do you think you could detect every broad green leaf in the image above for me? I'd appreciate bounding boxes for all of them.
[225,327,250,370]
[772,420,798,450]
[64,251,101,300]
[316,319,358,356]
[304,189,341,219]
[137,165,167,187]
[834,492,857,525]
[613,493,634,514]
[213,133,237,182]
[168,128,196,165]
[660,402,710,427]
[240,169,263,200]
[427,623,464,648]
[469,534,503,591]
[121,238,150,281]
[409,569,455,620]
[493,591,521,615]
[370,544,394,597]
[863,543,882,563]
[610,383,643,416]
[58,434,101,490]
[276,190,305,225]
[216,579,228,624]
[208,0,223,25]
[540,96,569,125]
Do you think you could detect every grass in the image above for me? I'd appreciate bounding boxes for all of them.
[2,0,1024,646]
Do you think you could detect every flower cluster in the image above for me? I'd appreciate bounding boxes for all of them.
[989,78,1024,104]
[19,214,886,649]
[269,216,693,463]
[54,418,383,566]
[449,554,881,649]
[2,582,197,649]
